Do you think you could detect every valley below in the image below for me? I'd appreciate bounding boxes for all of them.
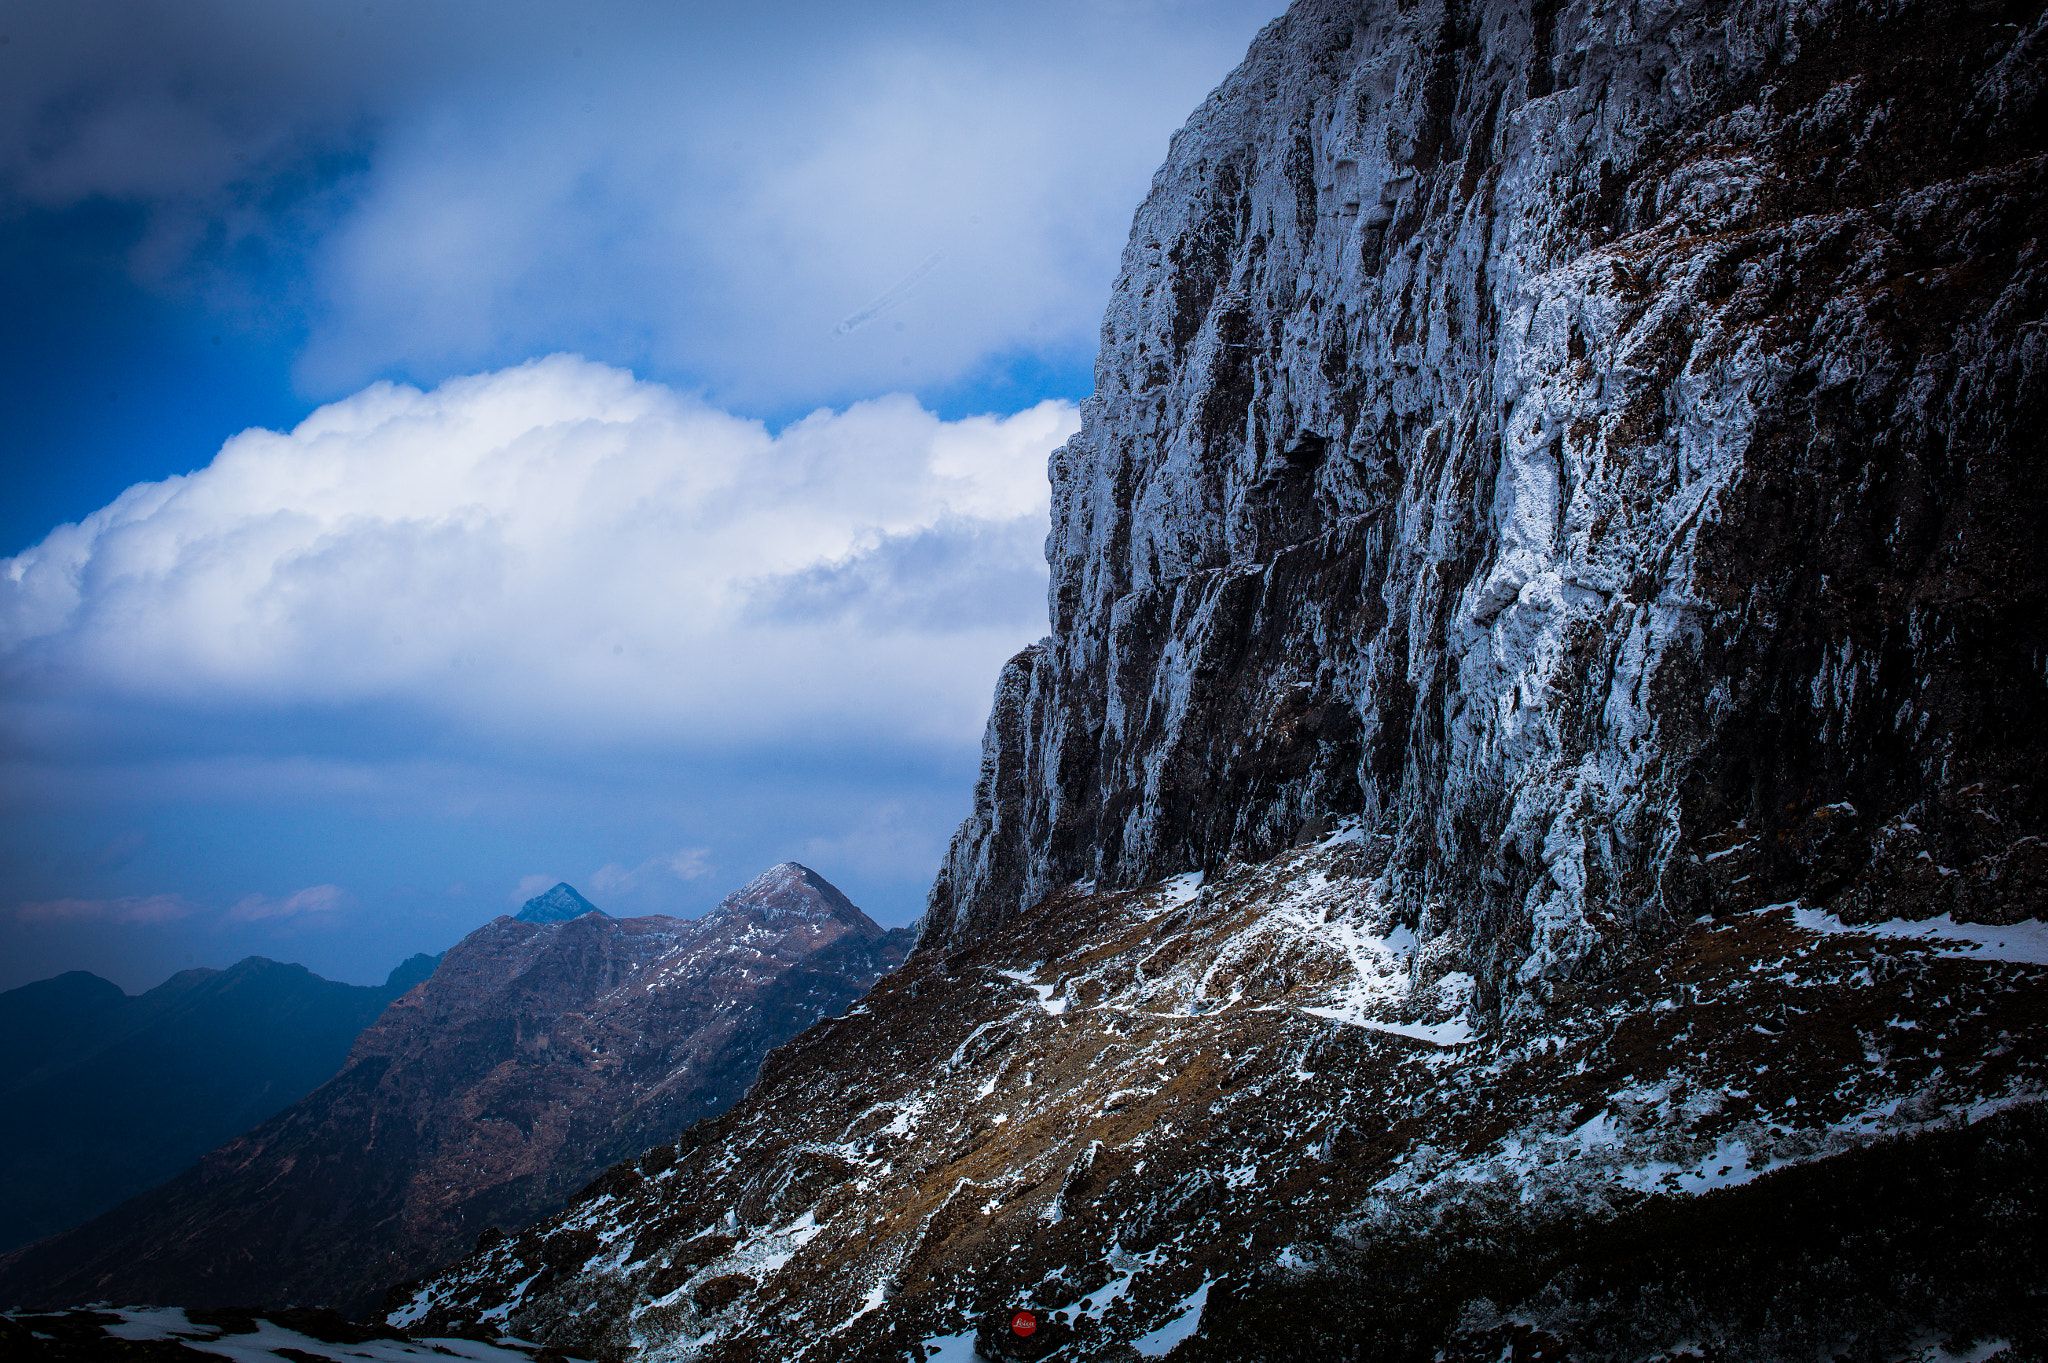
[0,867,909,1321]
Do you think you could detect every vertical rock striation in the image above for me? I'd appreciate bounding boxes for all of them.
[926,0,2048,1009]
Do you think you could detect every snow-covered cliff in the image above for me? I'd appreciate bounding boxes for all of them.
[925,0,2048,1013]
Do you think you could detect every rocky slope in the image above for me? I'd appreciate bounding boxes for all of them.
[0,954,437,1254]
[387,0,2047,1355]
[0,866,909,1319]
[392,836,2047,1360]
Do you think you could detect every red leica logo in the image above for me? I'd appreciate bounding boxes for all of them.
[1010,1309,1038,1337]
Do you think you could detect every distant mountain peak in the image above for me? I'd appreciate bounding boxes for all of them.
[514,883,605,924]
[710,862,869,931]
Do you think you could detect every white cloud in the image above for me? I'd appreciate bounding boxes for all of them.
[0,0,1284,406]
[226,883,346,922]
[0,1,1284,987]
[589,847,711,895]
[0,356,1071,758]
[299,25,1210,404]
[513,874,556,902]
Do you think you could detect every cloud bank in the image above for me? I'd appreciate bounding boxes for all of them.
[0,0,1284,988]
[0,0,1285,409]
[1,356,1071,758]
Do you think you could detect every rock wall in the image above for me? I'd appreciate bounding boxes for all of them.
[924,0,2048,1009]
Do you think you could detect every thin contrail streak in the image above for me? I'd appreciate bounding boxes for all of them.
[834,252,946,335]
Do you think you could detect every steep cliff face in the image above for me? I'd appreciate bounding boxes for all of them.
[0,865,909,1318]
[927,0,2048,1012]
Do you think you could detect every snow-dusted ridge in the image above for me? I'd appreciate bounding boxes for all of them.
[0,862,910,1319]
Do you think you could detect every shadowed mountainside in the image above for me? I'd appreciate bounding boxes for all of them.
[0,864,909,1319]
[0,953,437,1254]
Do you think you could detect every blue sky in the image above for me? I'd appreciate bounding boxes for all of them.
[0,0,1286,992]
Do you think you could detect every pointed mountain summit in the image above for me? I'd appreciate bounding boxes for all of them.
[513,882,604,924]
[707,862,875,935]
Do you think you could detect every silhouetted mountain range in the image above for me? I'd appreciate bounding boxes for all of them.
[0,952,438,1254]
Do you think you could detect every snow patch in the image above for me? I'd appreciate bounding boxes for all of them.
[1305,1011,1476,1047]
[86,1308,539,1363]
[998,967,1069,1015]
[1792,909,2048,965]
[1131,1279,1212,1357]
[918,1331,981,1362]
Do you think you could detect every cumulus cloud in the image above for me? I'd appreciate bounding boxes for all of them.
[0,356,1071,760]
[16,894,193,925]
[0,1,1283,986]
[226,883,347,922]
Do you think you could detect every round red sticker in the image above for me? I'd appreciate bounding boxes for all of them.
[1010,1309,1038,1337]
